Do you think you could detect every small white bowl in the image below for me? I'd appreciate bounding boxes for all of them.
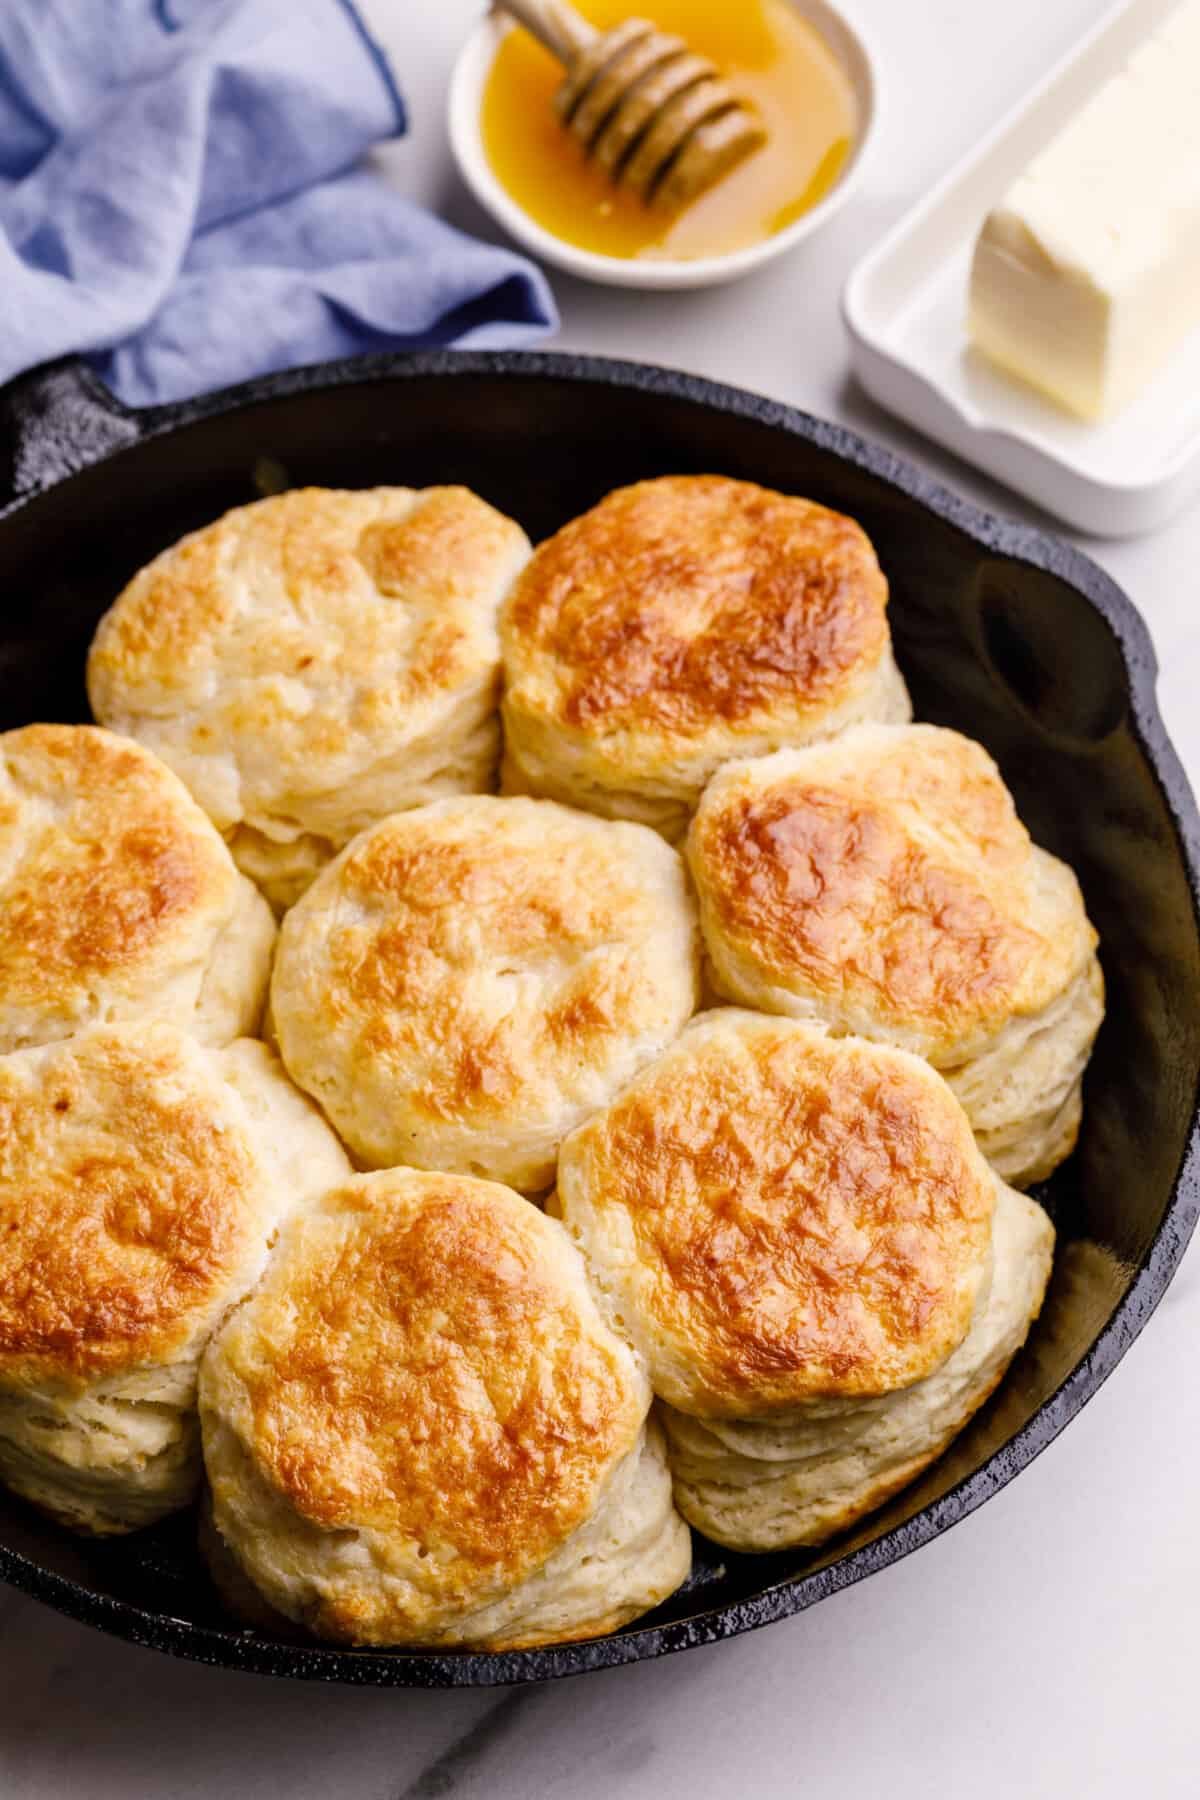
[448,1,882,291]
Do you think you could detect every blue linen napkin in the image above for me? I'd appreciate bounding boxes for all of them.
[0,0,557,406]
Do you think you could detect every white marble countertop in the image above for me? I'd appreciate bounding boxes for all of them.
[4,3,1198,1794]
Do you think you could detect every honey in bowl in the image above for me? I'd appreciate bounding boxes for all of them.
[481,0,857,262]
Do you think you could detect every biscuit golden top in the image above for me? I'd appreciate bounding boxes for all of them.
[556,1011,997,1416]
[269,796,698,1181]
[0,725,239,1042]
[0,1026,272,1388]
[688,726,1096,1060]
[501,476,890,747]
[206,1170,648,1622]
[86,487,529,832]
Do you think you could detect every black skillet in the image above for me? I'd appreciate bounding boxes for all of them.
[1,349,1198,1686]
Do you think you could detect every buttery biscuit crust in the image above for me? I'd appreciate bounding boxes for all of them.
[270,795,699,1187]
[200,1169,667,1642]
[687,725,1098,1061]
[556,1010,996,1418]
[0,724,273,1050]
[0,1029,271,1389]
[87,487,531,906]
[504,476,890,739]
[500,477,910,837]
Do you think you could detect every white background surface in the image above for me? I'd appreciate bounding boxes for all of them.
[4,3,1198,1795]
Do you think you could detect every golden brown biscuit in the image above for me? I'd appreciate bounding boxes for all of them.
[0,1026,350,1534]
[661,1175,1054,1550]
[269,795,700,1190]
[199,1168,691,1648]
[500,476,910,839]
[686,725,1103,1186]
[555,1009,1053,1550]
[87,487,531,910]
[0,725,275,1050]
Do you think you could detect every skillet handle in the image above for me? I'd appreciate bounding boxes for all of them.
[0,359,143,510]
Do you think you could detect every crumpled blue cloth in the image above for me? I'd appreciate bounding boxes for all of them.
[0,0,557,406]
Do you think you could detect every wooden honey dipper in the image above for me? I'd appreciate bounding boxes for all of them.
[495,0,768,209]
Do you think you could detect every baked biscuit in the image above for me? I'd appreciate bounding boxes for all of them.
[555,1010,1054,1552]
[269,795,700,1190]
[199,1168,691,1649]
[687,725,1104,1187]
[87,487,531,911]
[0,725,275,1051]
[500,476,911,839]
[0,1026,350,1534]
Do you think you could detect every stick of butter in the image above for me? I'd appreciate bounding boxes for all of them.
[968,1,1200,421]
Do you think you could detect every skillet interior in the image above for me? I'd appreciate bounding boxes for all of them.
[0,352,1197,1685]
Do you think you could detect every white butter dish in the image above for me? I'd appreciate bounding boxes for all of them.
[842,0,1200,537]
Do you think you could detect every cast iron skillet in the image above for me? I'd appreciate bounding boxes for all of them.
[1,350,1198,1687]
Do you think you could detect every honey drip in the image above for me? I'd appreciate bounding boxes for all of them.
[481,0,857,262]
